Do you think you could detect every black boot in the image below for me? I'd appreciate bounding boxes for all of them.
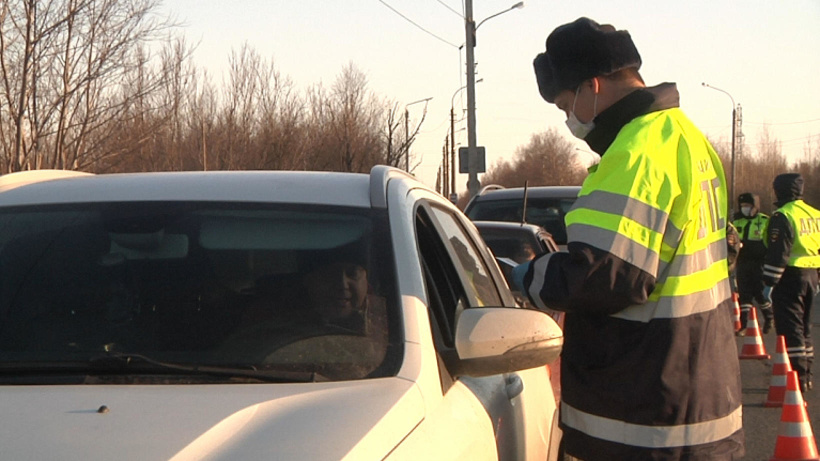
[759,304,774,334]
[762,317,774,334]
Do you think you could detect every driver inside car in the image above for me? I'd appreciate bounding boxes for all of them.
[216,244,388,378]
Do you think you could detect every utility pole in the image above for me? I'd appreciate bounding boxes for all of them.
[735,103,743,163]
[463,1,523,198]
[702,82,739,207]
[464,0,479,198]
[404,108,410,171]
[442,135,449,196]
[450,106,456,202]
[404,97,433,172]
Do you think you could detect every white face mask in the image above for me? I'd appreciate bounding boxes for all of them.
[741,206,752,217]
[565,84,597,139]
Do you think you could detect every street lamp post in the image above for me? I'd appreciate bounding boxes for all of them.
[451,80,481,201]
[404,97,433,172]
[702,82,738,207]
[464,0,523,198]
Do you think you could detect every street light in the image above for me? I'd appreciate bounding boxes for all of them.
[476,2,524,32]
[702,82,738,207]
[404,97,433,172]
[451,79,482,201]
[464,0,524,198]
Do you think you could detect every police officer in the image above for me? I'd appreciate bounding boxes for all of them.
[733,192,772,333]
[762,173,820,392]
[515,17,744,460]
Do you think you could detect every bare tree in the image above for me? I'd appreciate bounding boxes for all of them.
[381,99,428,172]
[305,64,383,173]
[0,0,179,173]
[481,128,586,188]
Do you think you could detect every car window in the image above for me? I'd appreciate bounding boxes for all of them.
[416,206,475,390]
[0,202,402,383]
[466,196,577,245]
[475,225,555,262]
[428,207,502,308]
[416,208,464,349]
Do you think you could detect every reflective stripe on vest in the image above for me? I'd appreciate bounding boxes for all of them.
[779,200,820,268]
[563,123,730,323]
[611,277,732,322]
[561,401,743,448]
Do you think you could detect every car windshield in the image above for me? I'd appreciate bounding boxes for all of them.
[467,197,576,244]
[0,202,401,383]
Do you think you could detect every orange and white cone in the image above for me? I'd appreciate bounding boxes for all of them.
[732,293,742,332]
[770,371,820,461]
[766,336,794,407]
[739,307,770,359]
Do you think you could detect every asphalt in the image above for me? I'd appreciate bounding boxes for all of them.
[737,297,820,460]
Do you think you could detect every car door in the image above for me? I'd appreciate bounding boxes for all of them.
[411,201,542,460]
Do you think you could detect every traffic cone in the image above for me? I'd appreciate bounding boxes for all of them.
[732,293,742,332]
[739,307,770,360]
[766,336,794,407]
[770,371,819,461]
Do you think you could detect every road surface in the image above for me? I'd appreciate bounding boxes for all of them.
[738,295,820,460]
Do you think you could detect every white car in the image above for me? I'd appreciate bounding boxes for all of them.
[0,166,563,460]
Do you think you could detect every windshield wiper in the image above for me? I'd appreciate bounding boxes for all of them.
[0,352,325,383]
[87,352,329,383]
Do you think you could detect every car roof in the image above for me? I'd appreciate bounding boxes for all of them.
[0,167,421,209]
[465,184,581,209]
[472,220,547,234]
[474,185,580,200]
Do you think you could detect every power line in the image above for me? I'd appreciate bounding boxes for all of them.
[746,117,820,126]
[780,134,820,145]
[434,0,463,17]
[377,0,460,48]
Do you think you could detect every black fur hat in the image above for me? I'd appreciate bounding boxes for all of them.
[533,17,642,103]
[773,173,804,206]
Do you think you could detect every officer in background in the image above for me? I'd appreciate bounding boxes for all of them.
[733,192,772,333]
[517,17,744,460]
[762,173,820,393]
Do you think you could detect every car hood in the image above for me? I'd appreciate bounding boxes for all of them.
[0,377,423,460]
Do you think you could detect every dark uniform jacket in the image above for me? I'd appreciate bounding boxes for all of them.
[733,194,769,266]
[520,83,744,460]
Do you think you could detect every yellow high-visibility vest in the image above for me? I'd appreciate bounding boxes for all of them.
[777,200,820,268]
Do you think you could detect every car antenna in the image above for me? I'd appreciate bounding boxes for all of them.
[521,180,529,225]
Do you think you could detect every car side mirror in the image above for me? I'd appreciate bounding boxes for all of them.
[452,307,563,377]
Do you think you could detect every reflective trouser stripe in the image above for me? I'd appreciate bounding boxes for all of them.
[788,346,812,358]
[763,264,785,279]
[561,402,743,448]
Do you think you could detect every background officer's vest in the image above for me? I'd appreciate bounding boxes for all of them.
[778,200,820,268]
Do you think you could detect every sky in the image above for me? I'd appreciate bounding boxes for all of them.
[158,0,820,190]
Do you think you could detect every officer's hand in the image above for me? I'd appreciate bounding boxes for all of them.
[511,261,531,294]
[762,285,773,304]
